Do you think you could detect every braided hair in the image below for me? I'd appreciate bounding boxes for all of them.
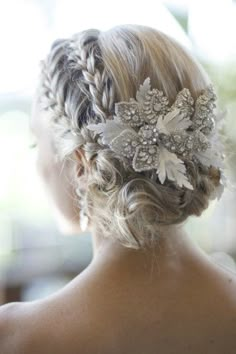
[35,25,221,249]
[38,29,115,132]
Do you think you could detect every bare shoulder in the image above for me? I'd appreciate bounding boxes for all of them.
[0,296,101,354]
[0,301,33,354]
[215,267,236,350]
[209,256,236,304]
[0,261,236,354]
[0,300,64,354]
[204,258,236,336]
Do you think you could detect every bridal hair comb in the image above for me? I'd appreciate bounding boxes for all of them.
[87,78,225,191]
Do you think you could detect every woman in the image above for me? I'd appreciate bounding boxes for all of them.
[0,25,236,354]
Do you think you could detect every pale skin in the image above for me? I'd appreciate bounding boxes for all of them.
[0,103,236,354]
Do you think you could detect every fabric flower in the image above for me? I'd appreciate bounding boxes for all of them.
[87,78,222,190]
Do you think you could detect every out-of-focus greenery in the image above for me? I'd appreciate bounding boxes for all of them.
[204,62,236,103]
[203,61,236,180]
[173,10,236,180]
[0,110,53,221]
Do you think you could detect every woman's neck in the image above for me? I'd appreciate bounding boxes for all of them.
[88,225,208,279]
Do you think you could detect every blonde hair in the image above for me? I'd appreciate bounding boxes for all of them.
[36,25,221,249]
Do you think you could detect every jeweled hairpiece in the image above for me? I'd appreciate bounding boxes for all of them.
[87,78,225,192]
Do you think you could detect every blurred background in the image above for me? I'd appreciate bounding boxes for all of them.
[0,0,235,304]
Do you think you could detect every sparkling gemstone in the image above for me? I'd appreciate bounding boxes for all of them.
[143,130,152,138]
[149,147,156,154]
[154,103,162,111]
[173,134,182,143]
[186,141,193,149]
[132,141,138,147]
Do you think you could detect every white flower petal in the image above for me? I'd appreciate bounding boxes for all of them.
[156,147,193,190]
[156,108,192,135]
[136,77,151,104]
[87,117,125,145]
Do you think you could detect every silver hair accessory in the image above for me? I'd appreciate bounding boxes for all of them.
[87,78,225,193]
[76,185,89,232]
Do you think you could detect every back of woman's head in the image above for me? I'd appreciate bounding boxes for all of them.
[35,24,223,249]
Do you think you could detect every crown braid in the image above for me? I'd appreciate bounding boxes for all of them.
[66,29,115,122]
[37,30,115,137]
[37,39,70,124]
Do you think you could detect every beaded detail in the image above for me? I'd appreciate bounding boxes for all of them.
[87,77,224,190]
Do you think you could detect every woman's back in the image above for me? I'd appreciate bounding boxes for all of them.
[2,240,236,354]
[54,250,236,354]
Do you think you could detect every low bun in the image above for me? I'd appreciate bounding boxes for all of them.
[37,25,225,249]
[74,136,220,249]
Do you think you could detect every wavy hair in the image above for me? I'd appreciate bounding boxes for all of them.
[35,25,221,249]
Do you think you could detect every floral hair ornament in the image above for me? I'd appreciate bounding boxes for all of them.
[87,78,225,193]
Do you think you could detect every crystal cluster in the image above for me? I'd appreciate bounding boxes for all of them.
[160,130,210,158]
[88,77,222,190]
[116,101,143,127]
[192,86,217,135]
[133,145,160,171]
[142,89,169,124]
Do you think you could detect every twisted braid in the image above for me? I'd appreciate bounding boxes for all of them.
[66,30,115,122]
[38,31,115,134]
[37,39,69,124]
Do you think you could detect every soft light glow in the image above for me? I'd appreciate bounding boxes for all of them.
[52,0,191,49]
[188,0,236,63]
[0,1,49,93]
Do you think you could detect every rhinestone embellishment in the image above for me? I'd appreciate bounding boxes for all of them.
[87,77,223,190]
[133,145,160,171]
[192,86,217,135]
